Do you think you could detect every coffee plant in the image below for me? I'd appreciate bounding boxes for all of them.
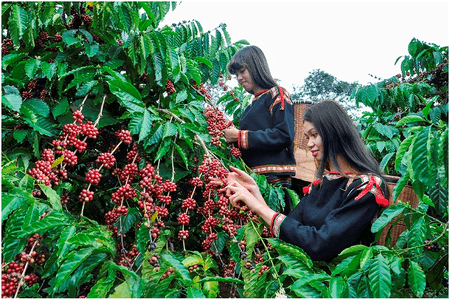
[1,1,448,298]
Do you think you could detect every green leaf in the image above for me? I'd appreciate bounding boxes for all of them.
[203,280,219,298]
[146,123,163,147]
[154,137,172,161]
[2,205,29,262]
[138,109,153,142]
[286,188,300,209]
[87,264,116,298]
[330,276,349,298]
[360,247,374,268]
[117,2,132,32]
[331,255,360,277]
[290,273,330,291]
[427,254,448,290]
[268,238,313,269]
[53,247,95,290]
[107,79,144,114]
[408,260,426,297]
[396,115,426,127]
[161,251,192,283]
[392,173,410,202]
[371,204,405,233]
[56,226,77,264]
[25,59,40,79]
[1,191,26,220]
[163,122,178,139]
[173,143,188,167]
[84,43,99,58]
[139,34,154,61]
[52,98,69,118]
[18,210,68,237]
[8,4,28,46]
[412,127,431,185]
[41,61,57,79]
[368,254,391,298]
[62,30,81,46]
[244,221,262,257]
[395,135,415,171]
[186,286,206,298]
[2,85,22,112]
[197,276,244,285]
[380,152,394,172]
[64,72,96,92]
[22,98,50,117]
[1,53,26,69]
[128,114,142,135]
[39,184,62,211]
[109,263,146,298]
[408,216,426,249]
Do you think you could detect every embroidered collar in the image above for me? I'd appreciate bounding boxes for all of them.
[252,89,269,102]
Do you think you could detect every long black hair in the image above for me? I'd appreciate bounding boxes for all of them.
[304,99,389,196]
[227,45,278,93]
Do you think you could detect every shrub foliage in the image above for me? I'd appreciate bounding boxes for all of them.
[1,1,448,298]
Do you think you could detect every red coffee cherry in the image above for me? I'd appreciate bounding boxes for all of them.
[78,189,94,202]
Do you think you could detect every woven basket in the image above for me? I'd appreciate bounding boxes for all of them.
[376,176,419,246]
[293,101,313,149]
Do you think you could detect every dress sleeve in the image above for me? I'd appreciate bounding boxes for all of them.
[276,176,387,261]
[238,94,295,150]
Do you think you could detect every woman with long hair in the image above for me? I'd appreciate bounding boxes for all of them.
[224,45,296,213]
[224,99,389,261]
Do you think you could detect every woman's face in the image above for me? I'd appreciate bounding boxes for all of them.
[236,66,257,93]
[303,121,324,163]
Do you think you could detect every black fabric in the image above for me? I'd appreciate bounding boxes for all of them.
[279,175,385,261]
[238,88,296,177]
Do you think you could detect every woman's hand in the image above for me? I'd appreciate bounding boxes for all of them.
[226,181,263,211]
[227,166,265,204]
[226,181,276,224]
[224,127,239,143]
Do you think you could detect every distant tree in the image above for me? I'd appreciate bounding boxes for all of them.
[291,69,361,117]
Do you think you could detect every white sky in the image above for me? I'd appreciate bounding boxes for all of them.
[160,0,449,93]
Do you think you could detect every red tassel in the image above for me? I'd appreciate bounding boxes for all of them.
[279,86,285,110]
[302,185,310,194]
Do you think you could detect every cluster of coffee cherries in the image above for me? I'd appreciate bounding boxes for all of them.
[192,82,212,101]
[118,243,140,268]
[384,60,448,90]
[191,155,257,254]
[165,79,176,95]
[20,78,48,101]
[218,73,240,102]
[28,109,100,205]
[424,239,440,252]
[68,5,93,30]
[204,106,228,147]
[204,105,242,158]
[1,37,12,55]
[1,234,43,298]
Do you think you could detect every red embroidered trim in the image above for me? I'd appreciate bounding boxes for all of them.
[237,130,241,148]
[279,86,285,110]
[273,214,286,238]
[251,164,296,174]
[240,130,249,149]
[270,212,279,237]
[254,89,269,97]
